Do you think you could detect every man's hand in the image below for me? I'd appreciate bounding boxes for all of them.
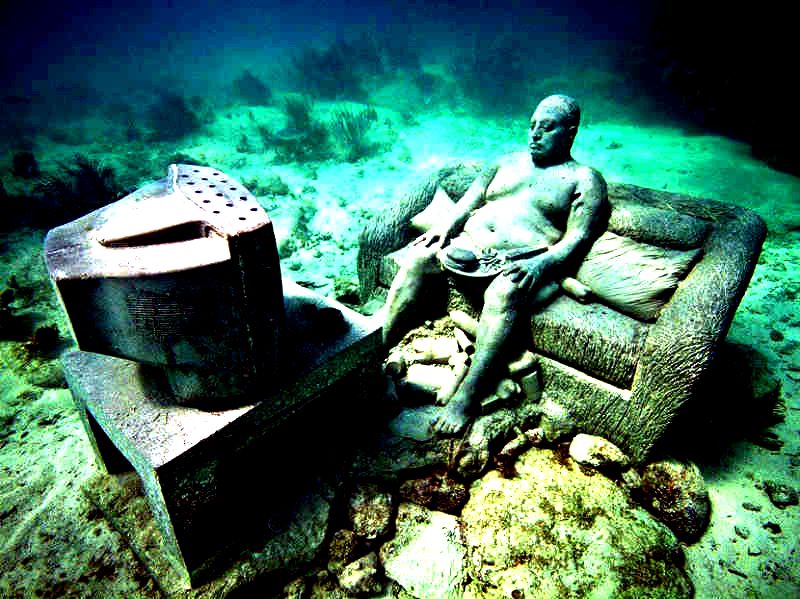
[413,222,456,251]
[502,255,549,293]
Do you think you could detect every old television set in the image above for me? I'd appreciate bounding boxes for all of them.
[44,164,285,401]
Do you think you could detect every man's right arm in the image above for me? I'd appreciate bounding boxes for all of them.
[417,164,499,249]
[452,164,500,226]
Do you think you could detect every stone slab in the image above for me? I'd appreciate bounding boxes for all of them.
[63,279,381,588]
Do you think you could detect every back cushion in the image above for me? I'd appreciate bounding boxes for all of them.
[575,232,702,321]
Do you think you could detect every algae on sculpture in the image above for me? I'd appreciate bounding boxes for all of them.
[362,95,766,463]
[381,94,608,435]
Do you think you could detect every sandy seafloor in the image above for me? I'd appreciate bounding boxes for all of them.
[1,61,799,596]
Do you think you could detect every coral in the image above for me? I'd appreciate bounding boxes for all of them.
[283,94,314,132]
[243,175,290,199]
[11,151,40,179]
[35,154,124,224]
[0,287,17,336]
[236,134,255,153]
[291,40,372,100]
[145,92,201,141]
[27,324,61,356]
[164,152,208,167]
[330,107,378,162]
[270,96,331,163]
[232,69,272,106]
[452,33,531,114]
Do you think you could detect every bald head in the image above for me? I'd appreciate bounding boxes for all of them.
[536,94,581,128]
[528,94,581,166]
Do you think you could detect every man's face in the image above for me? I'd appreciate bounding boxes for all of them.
[528,104,575,165]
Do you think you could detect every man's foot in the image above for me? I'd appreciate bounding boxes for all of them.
[432,392,471,435]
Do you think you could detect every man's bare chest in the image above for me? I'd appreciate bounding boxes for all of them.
[486,171,576,221]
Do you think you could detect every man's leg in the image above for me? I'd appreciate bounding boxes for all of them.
[381,244,441,347]
[433,273,524,435]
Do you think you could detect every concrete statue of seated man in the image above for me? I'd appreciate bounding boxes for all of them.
[381,94,609,435]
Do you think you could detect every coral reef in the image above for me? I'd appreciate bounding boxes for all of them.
[330,107,378,162]
[270,96,331,163]
[283,94,314,132]
[452,33,531,114]
[145,92,201,141]
[11,151,40,179]
[291,36,385,101]
[232,69,272,106]
[34,154,124,225]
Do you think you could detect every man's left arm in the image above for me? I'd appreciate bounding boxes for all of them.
[504,167,607,291]
[543,166,608,271]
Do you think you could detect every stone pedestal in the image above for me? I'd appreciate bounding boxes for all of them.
[63,280,381,588]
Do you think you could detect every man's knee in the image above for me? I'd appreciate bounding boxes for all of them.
[399,244,439,277]
[484,274,524,311]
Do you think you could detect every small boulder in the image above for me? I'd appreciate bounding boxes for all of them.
[763,481,798,509]
[327,529,360,575]
[398,472,469,514]
[348,483,394,540]
[640,459,711,543]
[337,552,384,596]
[460,447,692,597]
[539,398,576,442]
[568,433,630,473]
[379,503,467,599]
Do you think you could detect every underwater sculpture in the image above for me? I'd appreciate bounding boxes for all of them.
[360,96,766,463]
[44,163,285,400]
[381,94,608,435]
[44,165,382,586]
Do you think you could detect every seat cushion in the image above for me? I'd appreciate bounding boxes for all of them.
[529,295,649,389]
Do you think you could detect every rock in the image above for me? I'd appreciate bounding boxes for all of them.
[493,433,533,478]
[328,529,360,575]
[460,448,692,598]
[306,569,351,599]
[337,552,383,596]
[348,483,394,540]
[281,576,307,599]
[621,467,642,492]
[350,375,541,482]
[457,394,541,480]
[640,459,711,543]
[251,491,331,574]
[763,481,799,509]
[380,503,467,599]
[763,522,782,534]
[348,413,453,480]
[568,433,630,472]
[538,398,576,442]
[398,472,469,514]
[456,408,516,479]
[388,406,438,442]
[24,360,67,388]
[742,501,762,512]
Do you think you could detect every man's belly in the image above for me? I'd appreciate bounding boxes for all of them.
[462,198,563,251]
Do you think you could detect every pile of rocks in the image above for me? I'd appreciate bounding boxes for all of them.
[265,315,713,598]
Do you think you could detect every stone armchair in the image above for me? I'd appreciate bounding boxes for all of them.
[357,164,766,463]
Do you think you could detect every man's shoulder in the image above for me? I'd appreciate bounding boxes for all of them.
[492,152,532,178]
[482,152,531,192]
[570,163,607,193]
